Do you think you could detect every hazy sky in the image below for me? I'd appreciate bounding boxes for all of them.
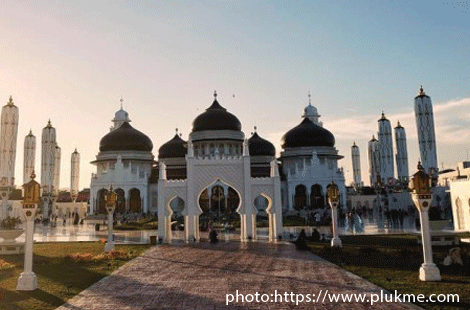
[1,1,469,190]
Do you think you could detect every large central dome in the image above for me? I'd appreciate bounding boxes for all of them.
[281,118,335,148]
[99,122,153,152]
[192,93,241,132]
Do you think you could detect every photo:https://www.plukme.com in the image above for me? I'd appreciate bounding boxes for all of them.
[226,290,460,306]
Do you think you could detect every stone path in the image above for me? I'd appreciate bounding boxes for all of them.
[57,242,419,309]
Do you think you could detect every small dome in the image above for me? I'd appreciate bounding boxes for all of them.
[303,104,318,118]
[100,122,153,152]
[158,133,187,158]
[192,94,241,132]
[115,109,129,121]
[281,118,335,149]
[248,132,275,156]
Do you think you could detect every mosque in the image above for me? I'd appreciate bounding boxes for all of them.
[89,92,346,241]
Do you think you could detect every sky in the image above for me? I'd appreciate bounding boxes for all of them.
[0,0,469,190]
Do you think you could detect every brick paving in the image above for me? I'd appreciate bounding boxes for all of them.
[56,242,420,310]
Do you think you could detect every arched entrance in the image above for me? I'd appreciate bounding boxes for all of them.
[294,184,307,211]
[96,189,108,214]
[253,195,270,239]
[129,188,142,213]
[198,181,241,241]
[169,196,185,240]
[115,188,126,214]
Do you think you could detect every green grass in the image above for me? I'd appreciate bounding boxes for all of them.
[0,242,151,310]
[309,235,470,310]
[114,217,158,230]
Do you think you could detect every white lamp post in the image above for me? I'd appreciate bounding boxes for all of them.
[17,171,41,291]
[410,162,441,281]
[104,186,116,252]
[328,181,342,247]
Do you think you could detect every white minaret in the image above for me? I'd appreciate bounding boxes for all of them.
[110,98,131,131]
[378,112,394,185]
[414,86,438,176]
[368,135,380,187]
[53,145,61,193]
[0,96,19,186]
[0,96,19,219]
[41,120,56,216]
[302,92,323,126]
[71,148,80,201]
[394,121,409,185]
[23,130,36,184]
[351,141,362,187]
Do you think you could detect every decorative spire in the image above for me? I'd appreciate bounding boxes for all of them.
[7,95,14,106]
[352,141,357,147]
[120,97,124,109]
[30,170,36,180]
[308,91,312,105]
[417,161,424,171]
[213,90,217,99]
[175,128,179,135]
[396,120,402,128]
[381,111,386,119]
[254,126,257,133]
[418,85,426,96]
[28,129,33,135]
[47,119,52,127]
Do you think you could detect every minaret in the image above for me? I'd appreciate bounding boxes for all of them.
[368,135,380,187]
[41,120,56,216]
[351,141,362,187]
[111,98,131,131]
[23,130,36,184]
[71,148,80,202]
[53,145,61,193]
[0,96,19,219]
[0,96,19,186]
[414,86,438,177]
[302,92,323,126]
[394,121,409,185]
[377,112,394,185]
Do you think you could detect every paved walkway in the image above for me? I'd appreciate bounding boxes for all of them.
[57,242,419,310]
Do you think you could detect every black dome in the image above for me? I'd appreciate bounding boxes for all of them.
[158,134,187,158]
[192,98,241,132]
[99,122,153,152]
[281,118,335,148]
[248,132,275,156]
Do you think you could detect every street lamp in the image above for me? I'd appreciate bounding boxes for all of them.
[327,181,342,247]
[104,186,117,252]
[17,171,41,291]
[410,162,441,281]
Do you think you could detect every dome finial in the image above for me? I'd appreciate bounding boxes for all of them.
[353,141,356,147]
[29,128,32,135]
[120,97,124,109]
[254,125,257,132]
[397,120,401,127]
[418,85,426,96]
[175,128,178,135]
[47,119,52,127]
[308,91,312,105]
[213,90,217,99]
[7,96,14,106]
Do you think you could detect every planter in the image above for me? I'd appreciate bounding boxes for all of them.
[0,229,25,242]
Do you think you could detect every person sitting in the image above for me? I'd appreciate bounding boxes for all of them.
[310,228,321,242]
[294,229,309,250]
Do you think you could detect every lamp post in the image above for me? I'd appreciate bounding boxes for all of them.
[410,162,441,281]
[17,171,41,291]
[104,186,116,252]
[328,181,342,247]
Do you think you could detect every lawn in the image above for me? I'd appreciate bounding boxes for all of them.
[308,235,470,310]
[0,242,151,310]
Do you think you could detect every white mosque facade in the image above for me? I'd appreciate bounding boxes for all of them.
[89,93,345,241]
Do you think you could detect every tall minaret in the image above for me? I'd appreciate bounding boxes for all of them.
[0,96,19,187]
[110,98,131,131]
[414,86,438,176]
[71,148,80,202]
[368,135,380,187]
[302,92,323,126]
[41,120,56,216]
[0,96,19,219]
[23,130,36,184]
[377,112,394,185]
[351,141,362,187]
[53,145,61,193]
[394,121,409,185]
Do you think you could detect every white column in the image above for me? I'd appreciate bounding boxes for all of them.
[17,215,38,290]
[104,209,115,252]
[330,202,342,247]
